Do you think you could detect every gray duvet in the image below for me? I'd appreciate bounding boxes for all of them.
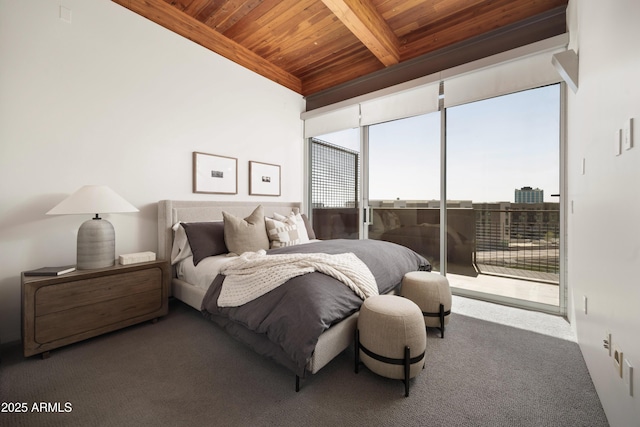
[201,239,430,376]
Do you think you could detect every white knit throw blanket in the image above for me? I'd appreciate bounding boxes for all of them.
[217,250,378,307]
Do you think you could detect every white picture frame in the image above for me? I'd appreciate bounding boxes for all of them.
[193,152,238,194]
[249,161,281,196]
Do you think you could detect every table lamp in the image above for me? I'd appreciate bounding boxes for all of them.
[46,185,139,270]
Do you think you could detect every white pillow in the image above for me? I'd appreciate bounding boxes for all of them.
[273,211,310,243]
[170,222,193,265]
[265,216,303,248]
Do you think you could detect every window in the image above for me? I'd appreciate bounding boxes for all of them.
[308,129,360,239]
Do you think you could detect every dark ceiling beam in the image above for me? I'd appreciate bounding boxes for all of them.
[305,6,567,111]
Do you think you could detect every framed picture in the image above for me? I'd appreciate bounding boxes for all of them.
[249,161,281,196]
[193,152,237,194]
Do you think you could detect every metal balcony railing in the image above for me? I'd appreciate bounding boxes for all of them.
[311,206,560,284]
[475,209,559,283]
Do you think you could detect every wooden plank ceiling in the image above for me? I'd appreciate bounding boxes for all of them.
[112,0,568,96]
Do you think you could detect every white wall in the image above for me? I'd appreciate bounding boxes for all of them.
[566,1,640,425]
[0,0,304,344]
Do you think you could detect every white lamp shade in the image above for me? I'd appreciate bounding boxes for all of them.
[46,185,139,216]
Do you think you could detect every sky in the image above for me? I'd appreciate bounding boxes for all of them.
[318,84,560,204]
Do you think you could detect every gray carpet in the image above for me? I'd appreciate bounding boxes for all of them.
[0,298,608,427]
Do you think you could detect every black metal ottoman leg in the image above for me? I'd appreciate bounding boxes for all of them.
[355,329,361,373]
[404,346,410,397]
[439,303,445,338]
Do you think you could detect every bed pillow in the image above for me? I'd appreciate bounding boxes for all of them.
[170,222,193,265]
[180,221,227,266]
[222,205,270,255]
[301,213,316,240]
[273,211,310,243]
[265,216,303,248]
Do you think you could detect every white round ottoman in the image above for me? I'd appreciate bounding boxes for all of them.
[355,295,427,397]
[401,271,452,338]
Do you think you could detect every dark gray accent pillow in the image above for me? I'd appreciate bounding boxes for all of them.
[180,221,227,266]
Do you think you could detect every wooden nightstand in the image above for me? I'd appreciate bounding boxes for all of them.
[22,260,170,358]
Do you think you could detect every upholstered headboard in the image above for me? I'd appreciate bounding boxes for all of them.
[157,200,302,266]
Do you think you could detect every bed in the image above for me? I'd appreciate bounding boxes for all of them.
[158,200,430,391]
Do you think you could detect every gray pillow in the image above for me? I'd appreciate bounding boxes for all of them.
[301,213,316,240]
[180,221,227,266]
[222,205,270,255]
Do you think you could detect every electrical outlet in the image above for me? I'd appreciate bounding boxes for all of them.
[624,359,633,397]
[613,346,623,378]
[603,331,612,357]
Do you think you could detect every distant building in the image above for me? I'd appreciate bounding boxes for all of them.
[515,186,544,203]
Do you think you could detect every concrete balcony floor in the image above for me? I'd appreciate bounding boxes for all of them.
[447,271,559,306]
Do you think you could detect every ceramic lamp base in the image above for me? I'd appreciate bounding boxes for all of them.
[77,218,115,270]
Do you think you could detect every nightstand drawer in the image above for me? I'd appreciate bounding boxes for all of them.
[35,289,162,343]
[35,268,162,316]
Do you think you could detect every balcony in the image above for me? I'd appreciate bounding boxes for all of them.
[311,203,560,306]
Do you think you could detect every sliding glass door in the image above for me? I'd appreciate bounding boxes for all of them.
[365,113,442,269]
[306,83,564,314]
[445,84,562,309]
